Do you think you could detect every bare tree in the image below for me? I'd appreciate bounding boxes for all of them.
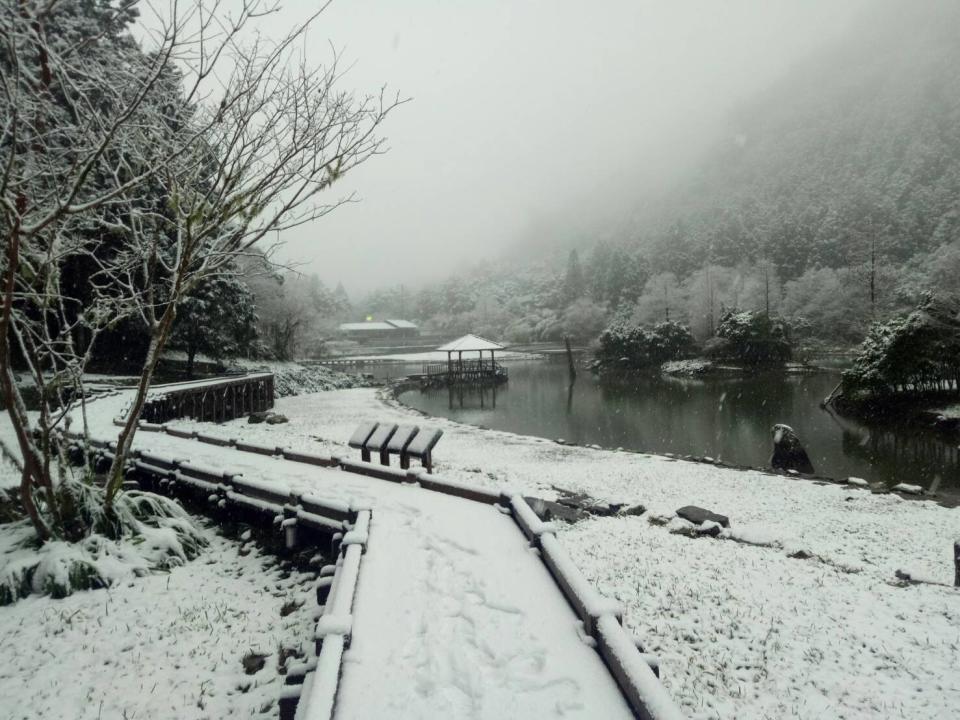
[1,1,401,537]
[100,4,401,502]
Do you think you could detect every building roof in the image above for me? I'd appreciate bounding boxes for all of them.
[339,319,419,332]
[340,322,396,332]
[436,334,506,353]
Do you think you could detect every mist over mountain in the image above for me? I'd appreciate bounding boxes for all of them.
[638,0,960,280]
[370,0,960,346]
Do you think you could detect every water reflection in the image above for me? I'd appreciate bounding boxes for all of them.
[400,360,960,491]
[448,383,497,410]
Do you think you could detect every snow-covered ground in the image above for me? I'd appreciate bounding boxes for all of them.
[160,387,960,720]
[1,392,638,720]
[328,349,540,363]
[0,503,318,719]
[934,402,960,419]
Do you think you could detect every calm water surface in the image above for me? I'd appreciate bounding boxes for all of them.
[399,360,960,492]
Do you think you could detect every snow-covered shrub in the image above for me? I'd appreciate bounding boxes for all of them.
[0,481,206,605]
[706,309,792,365]
[268,363,369,397]
[596,320,697,369]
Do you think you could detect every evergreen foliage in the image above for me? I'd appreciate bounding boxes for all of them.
[563,250,585,304]
[167,267,259,375]
[705,310,792,365]
[596,320,697,369]
[841,294,960,400]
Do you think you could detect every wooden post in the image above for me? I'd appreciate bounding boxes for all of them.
[954,540,959,588]
[564,336,577,381]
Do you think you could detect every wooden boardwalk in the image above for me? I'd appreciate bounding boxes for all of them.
[73,379,684,720]
[139,373,274,424]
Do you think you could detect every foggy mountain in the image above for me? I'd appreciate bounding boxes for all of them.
[373,0,960,345]
[639,0,960,280]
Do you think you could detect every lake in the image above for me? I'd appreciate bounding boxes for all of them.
[399,358,960,494]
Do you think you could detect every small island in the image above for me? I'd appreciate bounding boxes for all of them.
[591,308,796,378]
[828,293,960,440]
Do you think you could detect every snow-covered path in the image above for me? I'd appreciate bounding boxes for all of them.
[163,388,960,720]
[5,383,960,719]
[69,393,636,719]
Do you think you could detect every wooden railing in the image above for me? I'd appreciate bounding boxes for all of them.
[139,373,274,424]
[421,360,507,385]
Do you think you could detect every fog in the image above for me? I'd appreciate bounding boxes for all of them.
[260,1,868,294]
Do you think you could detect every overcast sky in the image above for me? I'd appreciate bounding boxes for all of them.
[251,1,868,295]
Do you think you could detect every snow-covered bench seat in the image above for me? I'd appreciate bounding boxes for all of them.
[403,427,443,474]
[387,424,420,468]
[364,423,398,465]
[347,421,379,462]
[347,422,443,474]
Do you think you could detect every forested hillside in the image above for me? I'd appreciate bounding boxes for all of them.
[381,0,960,347]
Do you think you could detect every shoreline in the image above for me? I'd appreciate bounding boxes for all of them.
[832,392,960,443]
[384,376,960,508]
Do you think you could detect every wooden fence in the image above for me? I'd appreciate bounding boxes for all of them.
[139,373,274,424]
[422,360,507,386]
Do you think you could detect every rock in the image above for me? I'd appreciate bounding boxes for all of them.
[248,411,270,424]
[676,505,729,528]
[917,410,944,427]
[934,416,960,433]
[536,500,588,523]
[242,652,268,675]
[770,424,815,474]
[697,521,723,537]
[265,413,289,424]
[892,483,923,495]
[620,504,646,516]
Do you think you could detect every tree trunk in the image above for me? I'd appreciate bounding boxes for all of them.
[564,336,577,381]
[954,540,959,588]
[105,303,177,504]
[187,346,196,379]
[1,224,52,540]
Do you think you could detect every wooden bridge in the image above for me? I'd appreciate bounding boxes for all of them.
[139,373,274,424]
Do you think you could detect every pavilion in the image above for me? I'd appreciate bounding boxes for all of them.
[430,334,508,385]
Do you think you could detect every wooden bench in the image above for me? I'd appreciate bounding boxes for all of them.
[403,428,443,474]
[365,423,398,465]
[347,422,379,462]
[347,423,443,473]
[387,425,420,469]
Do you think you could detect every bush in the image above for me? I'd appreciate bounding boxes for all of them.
[707,309,792,365]
[596,320,697,369]
[0,482,206,605]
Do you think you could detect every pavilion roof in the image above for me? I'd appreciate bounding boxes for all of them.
[436,334,506,353]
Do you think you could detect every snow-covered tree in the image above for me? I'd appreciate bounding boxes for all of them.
[167,268,258,377]
[842,294,960,400]
[561,298,607,341]
[562,249,585,305]
[1,0,400,537]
